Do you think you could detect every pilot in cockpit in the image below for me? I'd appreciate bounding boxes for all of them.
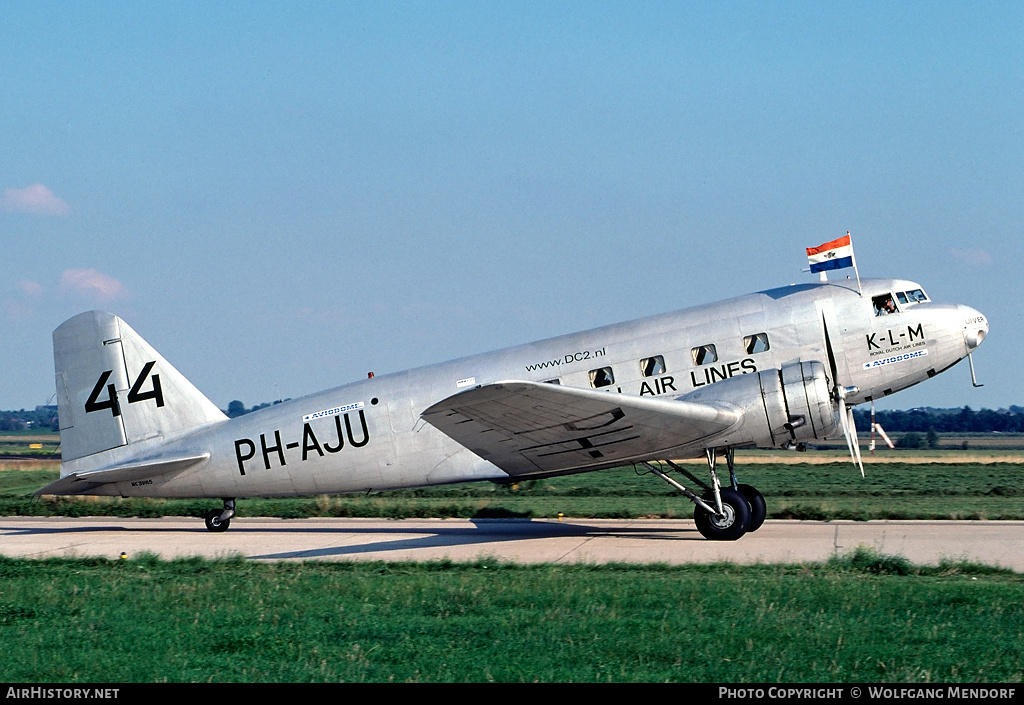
[873,295,897,316]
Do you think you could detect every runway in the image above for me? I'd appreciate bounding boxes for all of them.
[1,517,1022,570]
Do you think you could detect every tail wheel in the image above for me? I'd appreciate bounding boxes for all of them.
[204,509,230,533]
[694,487,751,541]
[737,484,767,533]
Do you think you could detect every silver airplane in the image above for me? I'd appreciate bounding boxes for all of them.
[39,276,988,540]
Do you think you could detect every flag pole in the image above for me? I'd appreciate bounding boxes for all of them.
[849,230,863,296]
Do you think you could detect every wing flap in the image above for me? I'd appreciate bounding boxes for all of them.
[421,381,739,476]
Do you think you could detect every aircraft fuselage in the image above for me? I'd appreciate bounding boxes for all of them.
[53,277,986,500]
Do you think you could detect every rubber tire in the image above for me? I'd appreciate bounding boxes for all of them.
[204,509,230,533]
[694,487,751,541]
[737,484,767,533]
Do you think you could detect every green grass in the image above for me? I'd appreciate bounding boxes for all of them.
[0,549,1020,683]
[0,432,60,458]
[3,460,1023,521]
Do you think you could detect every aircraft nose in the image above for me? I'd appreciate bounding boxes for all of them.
[959,305,989,351]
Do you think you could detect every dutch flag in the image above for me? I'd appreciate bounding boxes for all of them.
[807,234,855,273]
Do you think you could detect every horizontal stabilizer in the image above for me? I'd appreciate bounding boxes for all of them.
[35,451,209,496]
[421,380,739,476]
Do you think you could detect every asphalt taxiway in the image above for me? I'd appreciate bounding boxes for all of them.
[1,517,1021,570]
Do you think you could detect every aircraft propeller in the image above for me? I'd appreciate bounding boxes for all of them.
[821,317,866,477]
[835,385,865,477]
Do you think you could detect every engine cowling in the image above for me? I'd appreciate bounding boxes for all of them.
[678,360,839,449]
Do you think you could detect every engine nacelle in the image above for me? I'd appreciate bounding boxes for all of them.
[678,360,839,449]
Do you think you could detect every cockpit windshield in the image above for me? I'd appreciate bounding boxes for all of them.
[873,289,928,316]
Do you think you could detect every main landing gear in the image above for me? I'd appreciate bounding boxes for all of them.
[204,498,236,532]
[643,448,766,541]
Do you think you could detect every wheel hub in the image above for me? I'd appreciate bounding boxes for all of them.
[709,503,736,529]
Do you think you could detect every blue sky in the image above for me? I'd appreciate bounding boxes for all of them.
[2,1,1020,412]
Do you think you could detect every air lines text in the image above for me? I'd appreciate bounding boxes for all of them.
[690,358,757,388]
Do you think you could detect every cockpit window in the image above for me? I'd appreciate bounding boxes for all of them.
[872,294,898,316]
[894,288,929,309]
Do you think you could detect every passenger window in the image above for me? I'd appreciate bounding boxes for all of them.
[640,355,666,377]
[872,294,898,316]
[589,367,615,388]
[691,344,718,366]
[743,333,770,355]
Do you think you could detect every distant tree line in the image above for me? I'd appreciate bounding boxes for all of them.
[887,428,943,450]
[851,406,1024,434]
[1,406,60,432]
[4,403,1024,435]
[0,400,291,431]
[225,399,290,418]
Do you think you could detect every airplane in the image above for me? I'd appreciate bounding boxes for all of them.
[38,270,988,540]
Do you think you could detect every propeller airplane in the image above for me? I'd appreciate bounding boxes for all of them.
[39,238,988,540]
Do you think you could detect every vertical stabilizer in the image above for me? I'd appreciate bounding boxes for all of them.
[54,311,227,463]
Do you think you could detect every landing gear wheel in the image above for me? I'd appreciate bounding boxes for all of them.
[737,484,766,533]
[204,509,230,533]
[694,487,751,541]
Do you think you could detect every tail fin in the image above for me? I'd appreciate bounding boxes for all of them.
[53,311,227,464]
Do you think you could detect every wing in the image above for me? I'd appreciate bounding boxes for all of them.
[421,380,739,476]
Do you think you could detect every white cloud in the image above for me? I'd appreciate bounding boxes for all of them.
[0,184,70,216]
[18,280,43,298]
[60,269,124,300]
[3,298,35,321]
[950,248,992,267]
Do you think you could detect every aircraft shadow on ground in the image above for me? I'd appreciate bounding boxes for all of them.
[0,519,702,560]
[246,520,702,560]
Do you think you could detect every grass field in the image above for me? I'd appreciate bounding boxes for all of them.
[0,431,59,459]
[2,455,1022,522]
[2,430,1021,521]
[0,550,1020,683]
[2,435,1022,684]
[5,431,1024,458]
